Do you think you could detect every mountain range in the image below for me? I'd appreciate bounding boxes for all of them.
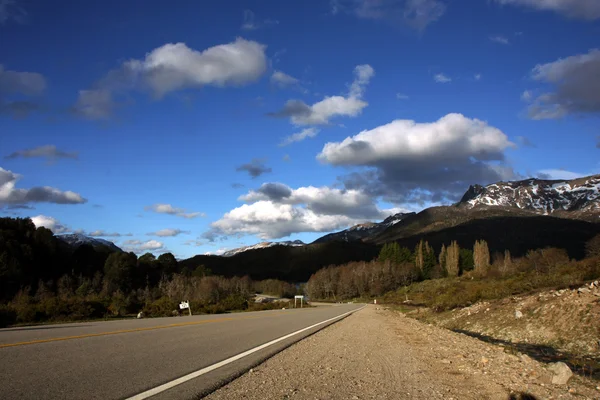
[55,174,600,281]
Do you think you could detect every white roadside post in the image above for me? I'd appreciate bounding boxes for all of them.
[179,300,192,316]
[294,295,304,308]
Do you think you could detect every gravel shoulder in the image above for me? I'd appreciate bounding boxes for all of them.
[205,305,599,400]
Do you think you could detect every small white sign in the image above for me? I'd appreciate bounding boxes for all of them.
[179,301,190,310]
[294,295,304,299]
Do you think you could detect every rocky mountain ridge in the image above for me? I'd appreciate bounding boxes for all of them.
[57,233,122,252]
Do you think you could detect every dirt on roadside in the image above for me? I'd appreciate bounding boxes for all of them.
[204,305,599,400]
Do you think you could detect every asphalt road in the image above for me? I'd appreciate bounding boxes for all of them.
[0,303,363,400]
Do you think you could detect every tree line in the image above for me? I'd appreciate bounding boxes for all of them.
[0,218,299,327]
[306,236,600,301]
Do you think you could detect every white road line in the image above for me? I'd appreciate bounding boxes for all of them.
[125,305,366,400]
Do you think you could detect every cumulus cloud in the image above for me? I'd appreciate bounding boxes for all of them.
[122,239,165,254]
[236,159,272,178]
[279,128,319,146]
[31,215,70,234]
[241,10,279,31]
[434,73,451,83]
[332,0,447,31]
[5,145,78,162]
[269,64,373,126]
[145,203,205,219]
[75,38,267,119]
[524,49,600,119]
[521,90,533,102]
[204,181,404,240]
[489,35,510,45]
[270,70,299,88]
[494,0,600,20]
[317,113,517,205]
[0,167,87,205]
[147,228,190,237]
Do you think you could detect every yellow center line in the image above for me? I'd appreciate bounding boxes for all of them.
[0,312,290,349]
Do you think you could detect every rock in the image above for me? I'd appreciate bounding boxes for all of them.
[568,388,576,394]
[515,310,523,319]
[171,310,179,316]
[137,311,144,319]
[441,359,452,364]
[548,362,573,385]
[578,287,591,294]
[481,357,489,366]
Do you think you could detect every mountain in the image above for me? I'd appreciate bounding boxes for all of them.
[313,212,414,243]
[57,233,122,252]
[222,240,305,257]
[371,174,600,245]
[459,175,600,218]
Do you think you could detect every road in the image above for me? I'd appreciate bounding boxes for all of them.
[0,303,363,400]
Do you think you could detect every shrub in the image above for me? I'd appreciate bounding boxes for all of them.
[0,305,17,328]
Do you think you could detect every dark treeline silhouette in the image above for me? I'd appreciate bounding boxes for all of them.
[0,218,299,327]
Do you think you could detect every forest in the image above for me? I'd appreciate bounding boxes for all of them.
[0,218,298,327]
[306,237,600,310]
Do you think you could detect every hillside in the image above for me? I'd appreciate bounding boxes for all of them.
[312,212,413,243]
[57,233,123,252]
[179,240,380,282]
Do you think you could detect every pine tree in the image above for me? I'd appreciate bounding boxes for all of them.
[439,244,447,270]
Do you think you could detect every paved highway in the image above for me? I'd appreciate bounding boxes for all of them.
[0,303,363,400]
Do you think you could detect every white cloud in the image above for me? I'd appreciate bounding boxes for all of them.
[124,38,267,98]
[396,93,409,99]
[183,239,205,247]
[332,0,447,31]
[0,65,45,96]
[489,35,510,45]
[434,73,451,83]
[145,203,205,219]
[207,201,373,240]
[75,38,267,119]
[317,113,517,205]
[279,128,320,146]
[270,70,299,88]
[205,182,403,240]
[148,228,191,237]
[494,0,600,20]
[526,49,600,119]
[474,74,482,81]
[270,64,373,126]
[205,248,230,256]
[122,239,165,254]
[31,215,70,234]
[348,64,374,98]
[5,145,78,162]
[0,167,87,205]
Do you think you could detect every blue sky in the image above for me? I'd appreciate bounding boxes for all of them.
[1,0,599,258]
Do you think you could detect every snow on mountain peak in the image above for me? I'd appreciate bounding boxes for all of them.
[461,174,600,215]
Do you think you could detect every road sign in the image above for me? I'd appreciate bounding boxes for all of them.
[179,301,189,310]
[294,295,304,308]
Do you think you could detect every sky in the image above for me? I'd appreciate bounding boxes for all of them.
[1,0,599,258]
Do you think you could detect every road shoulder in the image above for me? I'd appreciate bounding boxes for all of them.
[205,305,599,399]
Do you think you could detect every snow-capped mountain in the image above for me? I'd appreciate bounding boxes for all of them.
[57,233,122,252]
[459,174,600,216]
[222,240,305,257]
[313,212,415,243]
